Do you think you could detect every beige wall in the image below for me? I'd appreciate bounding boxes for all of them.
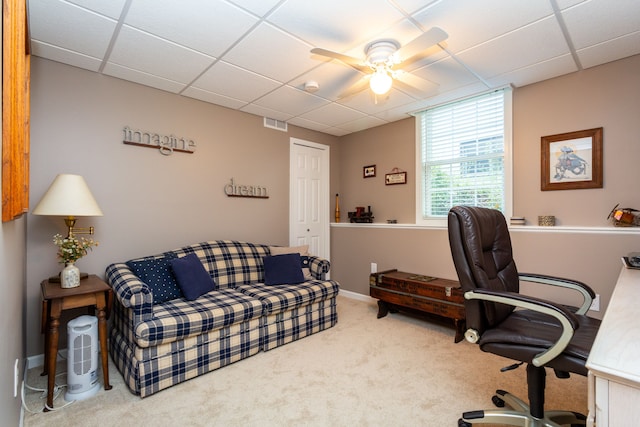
[0,212,26,424]
[1,16,27,421]
[331,54,640,318]
[513,55,640,225]
[25,57,339,356]
[338,119,416,224]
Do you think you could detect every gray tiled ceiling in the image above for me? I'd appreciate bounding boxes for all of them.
[28,0,640,136]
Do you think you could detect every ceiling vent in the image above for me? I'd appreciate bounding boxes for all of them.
[264,117,288,132]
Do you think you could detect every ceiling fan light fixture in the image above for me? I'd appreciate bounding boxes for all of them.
[370,69,392,95]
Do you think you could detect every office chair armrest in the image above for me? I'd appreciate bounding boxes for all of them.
[518,273,596,315]
[465,289,579,367]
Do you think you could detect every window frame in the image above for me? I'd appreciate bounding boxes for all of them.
[415,88,513,227]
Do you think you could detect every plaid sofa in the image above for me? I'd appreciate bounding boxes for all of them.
[105,240,339,397]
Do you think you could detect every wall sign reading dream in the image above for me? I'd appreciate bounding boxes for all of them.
[224,178,269,199]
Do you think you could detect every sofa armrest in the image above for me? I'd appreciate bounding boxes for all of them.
[308,256,330,280]
[105,263,155,323]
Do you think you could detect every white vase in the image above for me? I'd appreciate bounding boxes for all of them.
[61,262,80,288]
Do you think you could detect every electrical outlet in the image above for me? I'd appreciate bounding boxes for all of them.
[14,359,19,398]
[370,262,377,274]
[590,294,601,312]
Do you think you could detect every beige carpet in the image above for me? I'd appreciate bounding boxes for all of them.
[22,295,587,426]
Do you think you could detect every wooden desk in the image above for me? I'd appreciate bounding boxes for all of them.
[41,275,113,410]
[370,269,466,342]
[586,266,640,426]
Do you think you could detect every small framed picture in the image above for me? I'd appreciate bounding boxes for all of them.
[363,165,376,178]
[385,171,407,185]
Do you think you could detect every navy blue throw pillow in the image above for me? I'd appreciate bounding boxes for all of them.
[170,254,217,300]
[263,253,305,285]
[126,254,182,304]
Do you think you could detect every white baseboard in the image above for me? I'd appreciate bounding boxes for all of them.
[26,349,68,370]
[339,289,375,303]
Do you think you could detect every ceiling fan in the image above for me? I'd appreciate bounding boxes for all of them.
[310,27,448,99]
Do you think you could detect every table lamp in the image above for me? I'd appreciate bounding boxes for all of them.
[32,173,103,238]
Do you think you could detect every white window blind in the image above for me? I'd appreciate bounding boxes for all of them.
[417,90,507,219]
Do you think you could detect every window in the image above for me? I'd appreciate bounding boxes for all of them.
[415,89,512,225]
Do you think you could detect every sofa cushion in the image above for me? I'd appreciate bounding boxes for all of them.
[170,253,217,300]
[236,279,340,315]
[263,254,305,285]
[133,288,263,347]
[126,255,182,304]
[270,245,312,280]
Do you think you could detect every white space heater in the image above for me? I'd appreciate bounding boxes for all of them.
[65,315,100,401]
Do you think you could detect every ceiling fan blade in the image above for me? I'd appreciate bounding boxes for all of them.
[311,48,370,73]
[397,44,444,70]
[394,27,448,63]
[393,72,439,97]
[338,76,371,99]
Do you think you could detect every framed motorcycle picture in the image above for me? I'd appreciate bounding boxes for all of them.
[541,127,603,191]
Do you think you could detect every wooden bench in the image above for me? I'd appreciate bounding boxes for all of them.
[369,269,466,342]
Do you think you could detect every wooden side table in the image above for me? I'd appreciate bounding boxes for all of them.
[40,274,113,410]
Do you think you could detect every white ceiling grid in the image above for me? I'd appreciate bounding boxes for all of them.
[28,0,640,136]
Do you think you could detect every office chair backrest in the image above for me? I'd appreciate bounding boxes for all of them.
[448,206,520,334]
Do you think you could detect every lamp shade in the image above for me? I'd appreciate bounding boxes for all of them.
[32,174,103,217]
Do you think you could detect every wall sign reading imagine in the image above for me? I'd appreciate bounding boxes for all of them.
[122,126,196,156]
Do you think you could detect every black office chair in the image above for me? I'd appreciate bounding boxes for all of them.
[447,206,600,427]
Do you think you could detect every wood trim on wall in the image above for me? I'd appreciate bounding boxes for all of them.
[2,0,31,222]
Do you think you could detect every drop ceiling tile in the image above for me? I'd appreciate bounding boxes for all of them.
[372,104,415,122]
[412,56,482,92]
[487,54,577,88]
[182,87,248,110]
[392,0,441,15]
[102,62,186,93]
[323,127,351,137]
[222,23,318,83]
[287,117,331,133]
[65,0,127,19]
[577,31,640,69]
[335,116,388,134]
[298,103,366,127]
[108,26,214,84]
[124,0,258,57]
[555,0,589,9]
[338,87,416,115]
[412,0,554,54]
[29,0,118,59]
[562,0,640,50]
[289,61,363,100]
[403,81,491,113]
[239,104,294,122]
[253,85,330,116]
[455,16,568,80]
[268,0,406,51]
[31,40,103,72]
[191,61,281,102]
[226,0,283,17]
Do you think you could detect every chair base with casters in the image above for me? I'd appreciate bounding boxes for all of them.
[458,365,586,427]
